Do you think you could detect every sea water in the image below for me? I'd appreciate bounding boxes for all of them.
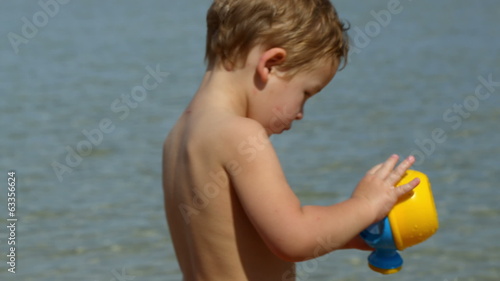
[1,0,499,280]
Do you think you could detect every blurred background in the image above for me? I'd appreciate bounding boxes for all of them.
[1,0,499,280]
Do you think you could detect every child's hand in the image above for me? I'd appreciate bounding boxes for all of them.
[351,154,420,223]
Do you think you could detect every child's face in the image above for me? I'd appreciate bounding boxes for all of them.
[255,61,338,135]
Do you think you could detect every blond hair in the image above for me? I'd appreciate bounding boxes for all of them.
[205,0,350,75]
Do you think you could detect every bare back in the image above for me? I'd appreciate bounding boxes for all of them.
[162,105,295,281]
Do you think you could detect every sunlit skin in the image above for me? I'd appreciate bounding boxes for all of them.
[162,45,419,281]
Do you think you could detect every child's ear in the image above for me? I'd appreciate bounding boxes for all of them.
[256,48,287,84]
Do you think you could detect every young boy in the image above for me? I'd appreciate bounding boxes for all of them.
[162,0,419,280]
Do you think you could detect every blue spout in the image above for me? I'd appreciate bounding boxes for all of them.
[360,217,403,274]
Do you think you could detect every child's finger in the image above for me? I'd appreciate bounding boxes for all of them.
[393,177,420,197]
[375,154,399,179]
[385,155,415,186]
[367,163,383,175]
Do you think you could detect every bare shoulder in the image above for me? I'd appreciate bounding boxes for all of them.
[216,116,272,164]
[221,117,268,144]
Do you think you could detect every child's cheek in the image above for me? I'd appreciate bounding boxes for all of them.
[271,105,295,122]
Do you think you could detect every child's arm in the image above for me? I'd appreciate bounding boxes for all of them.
[225,121,418,262]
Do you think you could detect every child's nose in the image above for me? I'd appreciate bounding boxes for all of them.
[295,112,304,120]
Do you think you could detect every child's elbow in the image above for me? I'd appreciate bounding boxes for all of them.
[272,248,311,263]
[268,236,341,262]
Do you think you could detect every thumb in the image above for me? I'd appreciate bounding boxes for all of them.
[394,177,420,198]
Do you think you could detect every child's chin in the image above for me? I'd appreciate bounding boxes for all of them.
[278,127,291,134]
[266,124,291,135]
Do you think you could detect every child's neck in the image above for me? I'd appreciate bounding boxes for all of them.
[190,66,251,118]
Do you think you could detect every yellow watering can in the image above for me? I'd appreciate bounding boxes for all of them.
[360,170,439,274]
